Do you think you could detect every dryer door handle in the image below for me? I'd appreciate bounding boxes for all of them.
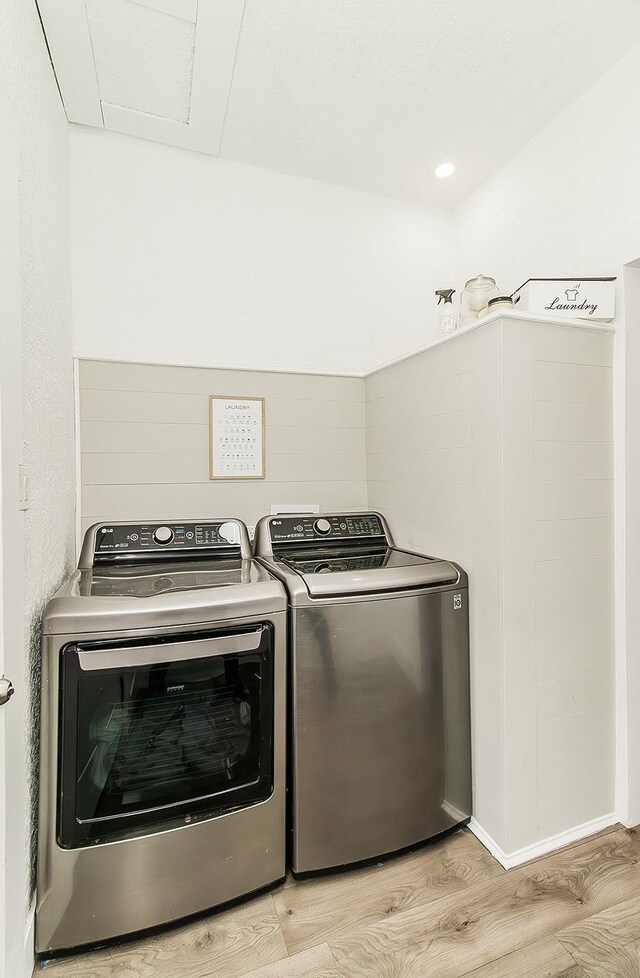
[76,627,264,671]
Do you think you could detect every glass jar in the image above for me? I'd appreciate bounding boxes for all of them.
[460,275,500,327]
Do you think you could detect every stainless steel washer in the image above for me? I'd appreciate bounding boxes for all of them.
[37,519,286,955]
[254,511,471,875]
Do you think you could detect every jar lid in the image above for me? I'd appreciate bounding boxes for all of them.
[464,275,497,288]
[488,295,514,307]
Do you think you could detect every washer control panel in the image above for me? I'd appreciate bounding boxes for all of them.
[94,521,241,555]
[269,514,385,543]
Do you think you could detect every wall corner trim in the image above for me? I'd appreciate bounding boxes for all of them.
[35,0,103,127]
[469,813,619,870]
[22,898,35,978]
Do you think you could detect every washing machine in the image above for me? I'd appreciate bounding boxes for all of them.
[254,511,471,875]
[36,518,286,955]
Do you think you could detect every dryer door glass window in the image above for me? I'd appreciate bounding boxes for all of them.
[58,626,274,847]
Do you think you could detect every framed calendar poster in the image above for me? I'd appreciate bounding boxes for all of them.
[209,395,265,480]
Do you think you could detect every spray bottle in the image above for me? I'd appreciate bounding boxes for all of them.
[436,289,456,336]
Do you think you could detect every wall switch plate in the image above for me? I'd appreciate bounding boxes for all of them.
[270,503,320,515]
[19,464,29,511]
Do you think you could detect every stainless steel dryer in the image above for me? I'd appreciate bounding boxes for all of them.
[37,519,286,955]
[254,511,471,875]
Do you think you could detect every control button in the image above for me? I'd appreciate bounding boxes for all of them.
[153,525,174,545]
[314,518,332,535]
[185,531,194,540]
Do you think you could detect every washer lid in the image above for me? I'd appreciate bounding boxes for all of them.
[279,547,459,598]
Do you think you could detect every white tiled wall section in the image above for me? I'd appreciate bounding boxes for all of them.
[78,359,367,534]
[365,338,473,562]
[533,324,615,839]
[364,334,480,820]
[364,319,615,855]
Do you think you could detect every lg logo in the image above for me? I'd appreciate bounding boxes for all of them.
[453,594,462,611]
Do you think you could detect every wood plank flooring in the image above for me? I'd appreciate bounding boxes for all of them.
[38,824,640,978]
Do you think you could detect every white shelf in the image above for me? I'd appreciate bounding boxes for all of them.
[366,309,616,376]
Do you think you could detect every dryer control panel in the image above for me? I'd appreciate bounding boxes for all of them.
[269,513,385,544]
[92,521,242,558]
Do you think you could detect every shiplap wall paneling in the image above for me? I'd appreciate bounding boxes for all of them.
[366,339,473,562]
[365,328,482,830]
[78,359,367,536]
[365,317,615,860]
[532,324,615,841]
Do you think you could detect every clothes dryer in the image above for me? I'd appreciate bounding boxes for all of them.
[37,519,286,954]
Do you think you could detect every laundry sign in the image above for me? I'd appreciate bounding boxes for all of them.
[512,277,616,322]
[209,395,265,480]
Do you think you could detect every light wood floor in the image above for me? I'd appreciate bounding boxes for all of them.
[38,823,640,978]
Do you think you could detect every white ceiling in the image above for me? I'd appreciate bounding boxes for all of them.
[38,0,640,206]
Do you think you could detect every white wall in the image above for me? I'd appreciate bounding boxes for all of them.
[69,126,455,375]
[366,316,615,861]
[69,40,640,371]
[455,41,640,294]
[455,40,640,830]
[19,7,76,895]
[0,56,24,978]
[68,41,640,376]
[0,2,75,975]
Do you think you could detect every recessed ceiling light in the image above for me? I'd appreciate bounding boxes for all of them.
[435,162,455,179]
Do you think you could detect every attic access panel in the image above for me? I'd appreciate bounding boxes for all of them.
[37,0,246,153]
[85,0,197,123]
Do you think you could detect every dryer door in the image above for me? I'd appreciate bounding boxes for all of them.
[57,625,274,847]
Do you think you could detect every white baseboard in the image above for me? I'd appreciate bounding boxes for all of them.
[5,896,35,978]
[469,812,619,869]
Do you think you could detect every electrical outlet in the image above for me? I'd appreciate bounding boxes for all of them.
[19,464,29,511]
[270,503,320,515]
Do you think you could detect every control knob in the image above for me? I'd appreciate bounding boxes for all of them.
[153,525,174,545]
[314,518,332,535]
